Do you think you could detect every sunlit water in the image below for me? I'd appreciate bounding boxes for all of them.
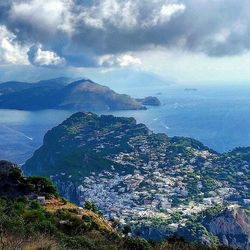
[1,84,250,164]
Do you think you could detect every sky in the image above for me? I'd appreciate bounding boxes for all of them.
[0,0,250,86]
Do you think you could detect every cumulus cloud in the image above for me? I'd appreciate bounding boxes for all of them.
[63,0,250,58]
[0,25,29,65]
[152,3,186,26]
[78,0,138,30]
[1,0,250,68]
[70,0,188,55]
[99,54,142,67]
[117,54,142,67]
[1,0,188,58]
[28,45,66,67]
[9,0,74,37]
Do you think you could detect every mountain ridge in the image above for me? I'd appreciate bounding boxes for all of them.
[0,78,160,111]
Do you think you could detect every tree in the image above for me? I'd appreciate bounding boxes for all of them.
[84,200,98,213]
[123,225,131,236]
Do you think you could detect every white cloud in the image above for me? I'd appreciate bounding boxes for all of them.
[3,0,188,66]
[99,53,142,67]
[10,0,74,35]
[77,0,138,30]
[147,3,186,27]
[0,25,29,65]
[29,45,65,67]
[8,0,186,34]
[159,3,186,23]
[117,54,142,67]
[99,54,142,67]
[77,0,185,30]
[102,0,138,29]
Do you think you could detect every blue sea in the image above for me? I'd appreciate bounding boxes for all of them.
[1,83,250,164]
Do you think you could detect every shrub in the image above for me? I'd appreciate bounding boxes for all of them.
[23,210,45,222]
[124,237,151,250]
[60,235,95,249]
[30,200,43,210]
[61,197,67,205]
[84,200,98,213]
[27,177,58,197]
[55,209,71,220]
[9,167,22,179]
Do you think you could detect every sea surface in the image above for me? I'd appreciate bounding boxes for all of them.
[1,83,250,164]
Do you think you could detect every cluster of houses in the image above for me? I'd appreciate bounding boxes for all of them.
[74,133,238,225]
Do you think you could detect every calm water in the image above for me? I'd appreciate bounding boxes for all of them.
[1,84,250,164]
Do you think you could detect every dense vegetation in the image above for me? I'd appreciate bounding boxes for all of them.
[0,161,58,199]
[0,197,122,249]
[0,160,121,249]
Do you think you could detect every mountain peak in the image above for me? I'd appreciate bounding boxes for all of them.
[70,78,95,85]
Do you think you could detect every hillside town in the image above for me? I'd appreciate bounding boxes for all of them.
[28,113,250,230]
[75,132,238,227]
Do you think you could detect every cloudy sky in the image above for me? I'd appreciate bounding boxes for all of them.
[0,0,250,85]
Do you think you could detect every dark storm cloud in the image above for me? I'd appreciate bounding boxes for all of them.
[1,0,250,67]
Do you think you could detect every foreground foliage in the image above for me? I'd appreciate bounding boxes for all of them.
[0,161,235,249]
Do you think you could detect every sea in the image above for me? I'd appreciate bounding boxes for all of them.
[1,83,250,164]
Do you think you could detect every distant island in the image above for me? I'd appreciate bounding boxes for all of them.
[136,96,161,106]
[0,77,160,111]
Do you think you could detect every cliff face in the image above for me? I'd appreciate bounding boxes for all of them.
[52,178,79,204]
[207,206,250,249]
[178,205,250,250]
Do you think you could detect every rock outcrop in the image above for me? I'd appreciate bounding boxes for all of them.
[178,205,250,250]
[207,206,250,250]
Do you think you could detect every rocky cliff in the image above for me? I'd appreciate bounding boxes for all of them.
[178,205,250,249]
[207,206,250,249]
